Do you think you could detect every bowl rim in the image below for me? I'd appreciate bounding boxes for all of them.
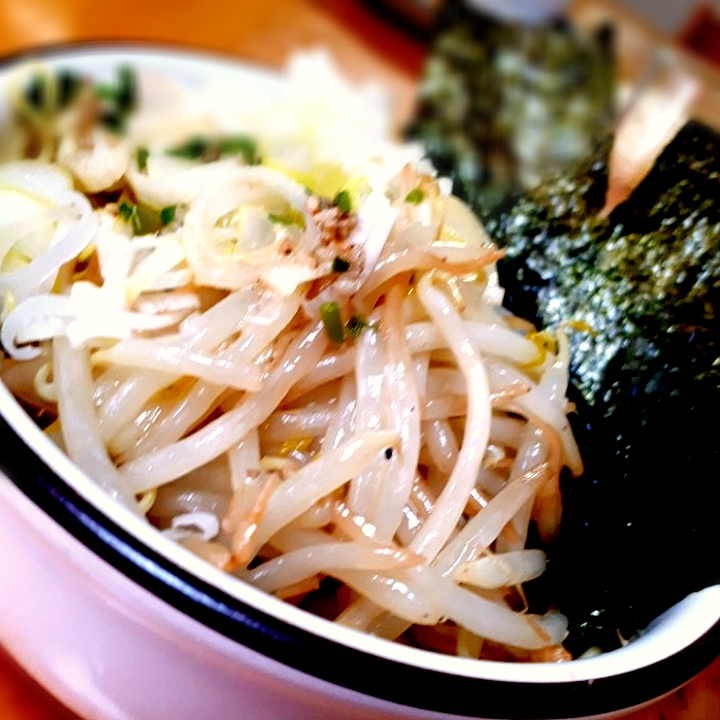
[0,41,718,720]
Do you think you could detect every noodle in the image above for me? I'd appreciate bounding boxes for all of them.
[0,53,585,662]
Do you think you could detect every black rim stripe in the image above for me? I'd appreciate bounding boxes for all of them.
[0,41,718,720]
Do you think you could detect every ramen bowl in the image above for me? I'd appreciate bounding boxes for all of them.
[0,46,718,720]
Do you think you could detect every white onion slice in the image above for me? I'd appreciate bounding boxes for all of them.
[0,163,97,311]
[2,283,184,360]
[58,130,131,193]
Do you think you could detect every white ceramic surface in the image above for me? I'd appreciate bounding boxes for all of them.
[0,470,703,720]
[0,46,718,720]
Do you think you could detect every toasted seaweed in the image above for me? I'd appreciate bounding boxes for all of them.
[407,3,614,219]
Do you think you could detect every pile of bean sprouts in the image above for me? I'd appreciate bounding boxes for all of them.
[0,52,583,661]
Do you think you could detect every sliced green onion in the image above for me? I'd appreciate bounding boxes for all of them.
[216,135,259,164]
[166,137,209,160]
[320,302,345,344]
[57,70,82,108]
[160,205,176,226]
[94,66,137,132]
[119,202,142,235]
[116,66,137,113]
[95,84,117,102]
[118,202,132,221]
[136,146,149,171]
[166,134,259,164]
[24,70,81,112]
[99,110,125,133]
[405,188,424,205]
[332,189,352,214]
[23,74,46,111]
[332,256,351,273]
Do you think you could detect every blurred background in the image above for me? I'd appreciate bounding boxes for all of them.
[0,0,719,718]
[1,0,718,215]
[623,0,719,33]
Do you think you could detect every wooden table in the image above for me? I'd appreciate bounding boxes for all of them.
[0,0,717,717]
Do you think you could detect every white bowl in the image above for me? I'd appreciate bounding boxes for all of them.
[465,0,571,23]
[0,45,718,720]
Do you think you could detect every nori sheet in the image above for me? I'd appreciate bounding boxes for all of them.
[487,121,720,654]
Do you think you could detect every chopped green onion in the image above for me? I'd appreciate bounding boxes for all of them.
[320,302,345,344]
[166,137,209,160]
[96,67,136,113]
[118,202,132,221]
[345,315,367,339]
[405,188,424,205]
[95,84,117,102]
[332,190,352,214]
[320,305,367,344]
[119,202,142,235]
[100,110,126,133]
[166,134,259,164]
[216,135,259,165]
[332,256,351,273]
[22,69,80,115]
[23,70,80,112]
[57,70,82,108]
[136,146,149,171]
[24,74,46,111]
[93,68,136,134]
[116,66,137,114]
[160,205,176,226]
